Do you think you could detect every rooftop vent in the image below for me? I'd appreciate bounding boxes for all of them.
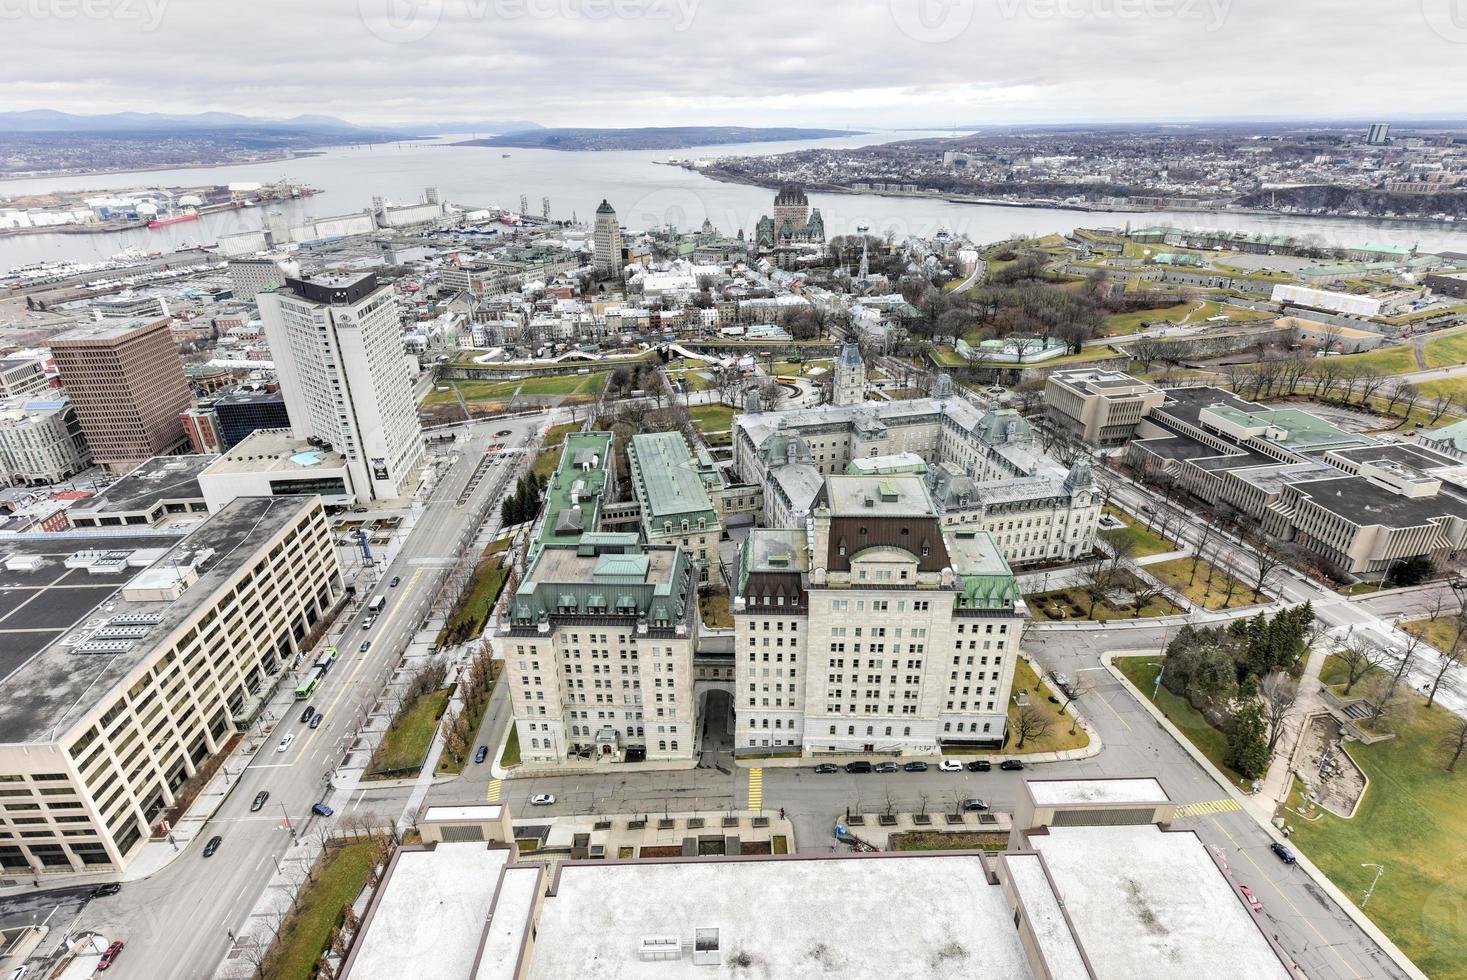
[76,640,134,655]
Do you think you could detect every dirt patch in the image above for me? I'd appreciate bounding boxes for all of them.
[739,840,772,855]
[639,845,682,858]
[887,830,1009,852]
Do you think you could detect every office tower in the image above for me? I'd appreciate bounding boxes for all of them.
[1366,122,1391,145]
[258,272,423,500]
[49,317,191,474]
[593,199,624,278]
[227,258,286,301]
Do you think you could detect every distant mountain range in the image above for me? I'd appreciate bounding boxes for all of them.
[0,110,544,136]
[459,126,864,151]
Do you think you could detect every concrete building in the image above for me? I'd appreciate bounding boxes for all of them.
[198,428,354,512]
[832,338,865,406]
[499,535,699,766]
[65,455,214,529]
[258,273,423,500]
[49,318,192,475]
[1270,284,1383,319]
[1045,369,1168,447]
[226,258,286,302]
[0,396,90,486]
[736,395,1100,568]
[0,355,50,399]
[734,474,1025,755]
[593,200,624,279]
[0,496,342,876]
[339,778,1290,980]
[626,431,722,584]
[1127,387,1467,577]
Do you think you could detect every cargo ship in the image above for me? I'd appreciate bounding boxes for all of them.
[147,208,200,229]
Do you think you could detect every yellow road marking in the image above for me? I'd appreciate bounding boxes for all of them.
[486,779,502,803]
[1177,798,1243,817]
[296,567,428,759]
[747,768,763,811]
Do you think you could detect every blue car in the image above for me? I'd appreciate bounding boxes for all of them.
[311,803,334,817]
[1270,842,1296,864]
[474,745,488,765]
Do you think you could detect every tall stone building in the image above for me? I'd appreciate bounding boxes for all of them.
[833,339,866,406]
[593,199,624,278]
[755,184,825,246]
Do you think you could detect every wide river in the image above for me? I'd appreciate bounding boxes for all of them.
[3,131,1466,269]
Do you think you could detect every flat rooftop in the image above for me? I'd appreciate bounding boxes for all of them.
[344,845,531,980]
[1030,825,1290,979]
[68,455,216,516]
[1028,777,1169,807]
[529,545,677,587]
[529,854,1032,980]
[944,529,1012,578]
[0,532,173,681]
[1002,854,1088,980]
[825,473,936,518]
[204,429,347,475]
[50,317,168,344]
[0,496,317,745]
[1290,474,1467,526]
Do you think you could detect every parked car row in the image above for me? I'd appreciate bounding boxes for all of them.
[815,759,1024,774]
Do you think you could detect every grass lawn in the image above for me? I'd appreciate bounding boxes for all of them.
[1101,505,1175,557]
[889,831,1010,852]
[1414,374,1467,404]
[531,422,582,479]
[669,368,713,392]
[1006,659,1091,753]
[1421,330,1467,370]
[499,724,521,769]
[1402,616,1463,655]
[1113,655,1248,788]
[689,404,735,433]
[1283,682,1467,978]
[367,688,451,775]
[262,841,380,980]
[514,372,606,396]
[1147,556,1262,610]
[1331,343,1419,375]
[1104,302,1196,336]
[1027,585,1181,624]
[930,346,967,368]
[698,589,733,628]
[435,556,507,644]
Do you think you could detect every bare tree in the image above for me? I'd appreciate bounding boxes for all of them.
[1245,533,1286,602]
[1428,392,1456,425]
[1259,673,1300,756]
[1337,636,1389,695]
[1013,704,1053,748]
[1439,716,1467,771]
[235,934,269,978]
[1371,629,1424,725]
[1426,624,1466,709]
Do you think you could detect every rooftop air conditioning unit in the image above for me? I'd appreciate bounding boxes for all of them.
[638,936,681,962]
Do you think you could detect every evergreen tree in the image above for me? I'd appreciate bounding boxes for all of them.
[1225,701,1271,780]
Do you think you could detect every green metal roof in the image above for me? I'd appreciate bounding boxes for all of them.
[627,431,719,529]
[533,431,614,553]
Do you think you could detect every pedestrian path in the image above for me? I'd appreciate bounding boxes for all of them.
[1176,797,1243,817]
[746,768,763,811]
[485,779,502,803]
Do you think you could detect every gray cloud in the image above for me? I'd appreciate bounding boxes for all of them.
[0,0,1462,126]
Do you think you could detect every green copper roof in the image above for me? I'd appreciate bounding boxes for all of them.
[627,431,719,529]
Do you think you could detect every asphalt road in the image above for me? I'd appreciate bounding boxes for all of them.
[45,411,554,980]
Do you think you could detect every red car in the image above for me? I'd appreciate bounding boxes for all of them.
[1238,885,1263,913]
[98,939,125,970]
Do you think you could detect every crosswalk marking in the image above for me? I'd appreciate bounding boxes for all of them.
[747,768,763,812]
[1176,798,1242,817]
[486,779,502,803]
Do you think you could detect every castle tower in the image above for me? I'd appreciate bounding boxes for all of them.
[773,185,810,239]
[833,339,866,406]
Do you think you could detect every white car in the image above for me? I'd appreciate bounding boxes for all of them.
[938,760,963,773]
[277,734,295,753]
[529,793,555,806]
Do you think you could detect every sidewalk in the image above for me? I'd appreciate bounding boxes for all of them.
[1102,648,1428,980]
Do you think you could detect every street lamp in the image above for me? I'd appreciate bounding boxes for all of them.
[1361,863,1384,907]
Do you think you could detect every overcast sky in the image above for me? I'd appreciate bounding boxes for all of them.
[3,0,1465,128]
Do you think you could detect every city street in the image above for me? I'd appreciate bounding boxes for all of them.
[38,410,556,980]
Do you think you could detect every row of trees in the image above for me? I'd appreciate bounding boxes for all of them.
[439,642,500,770]
[500,470,549,528]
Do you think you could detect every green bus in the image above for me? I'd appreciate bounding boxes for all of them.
[294,674,322,700]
